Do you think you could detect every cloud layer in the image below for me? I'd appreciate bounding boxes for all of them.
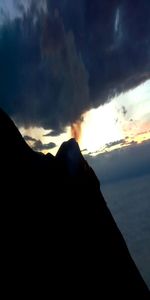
[0,0,150,133]
[32,140,56,151]
[24,134,56,151]
[86,140,150,184]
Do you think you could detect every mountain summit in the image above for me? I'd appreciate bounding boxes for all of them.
[0,108,149,298]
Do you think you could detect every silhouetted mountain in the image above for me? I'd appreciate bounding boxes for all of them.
[0,108,149,298]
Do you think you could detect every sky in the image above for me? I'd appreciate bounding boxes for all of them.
[19,79,150,156]
[0,0,150,157]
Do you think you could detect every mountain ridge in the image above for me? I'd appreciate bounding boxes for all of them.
[0,108,149,298]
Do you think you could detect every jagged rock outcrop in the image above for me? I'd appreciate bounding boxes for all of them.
[0,108,149,298]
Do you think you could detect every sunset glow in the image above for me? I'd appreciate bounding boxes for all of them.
[80,103,123,152]
[20,80,150,156]
[80,80,150,153]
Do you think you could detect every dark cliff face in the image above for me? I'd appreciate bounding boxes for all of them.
[0,108,149,298]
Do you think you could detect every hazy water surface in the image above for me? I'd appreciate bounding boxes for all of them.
[101,174,150,288]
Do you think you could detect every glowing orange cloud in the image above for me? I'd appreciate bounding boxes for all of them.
[71,121,82,143]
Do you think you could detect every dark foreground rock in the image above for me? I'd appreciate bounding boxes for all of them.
[0,108,149,298]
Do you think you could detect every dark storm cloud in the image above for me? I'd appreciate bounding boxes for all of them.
[43,129,65,137]
[0,0,150,132]
[33,140,56,151]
